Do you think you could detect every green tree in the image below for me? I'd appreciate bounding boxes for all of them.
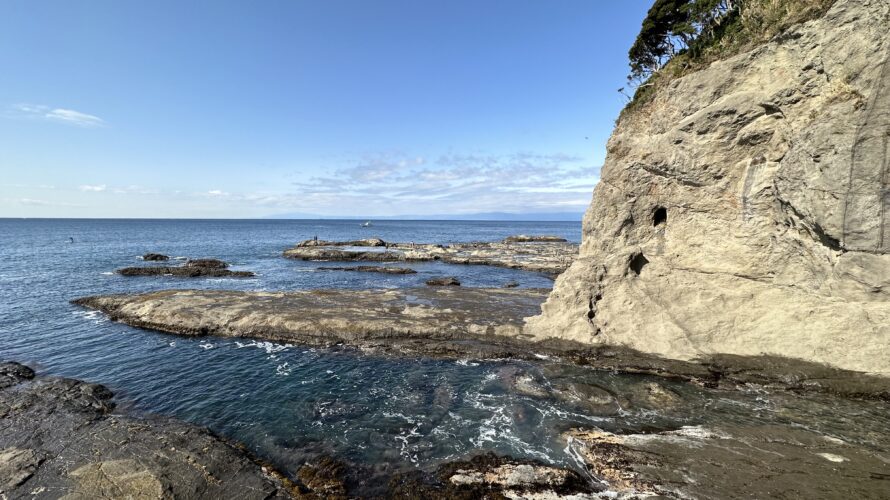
[627,0,740,84]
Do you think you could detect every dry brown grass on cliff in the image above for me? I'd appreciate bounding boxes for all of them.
[622,0,837,120]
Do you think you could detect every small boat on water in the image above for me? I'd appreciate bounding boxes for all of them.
[361,221,372,227]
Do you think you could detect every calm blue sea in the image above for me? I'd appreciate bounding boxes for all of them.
[1,218,887,484]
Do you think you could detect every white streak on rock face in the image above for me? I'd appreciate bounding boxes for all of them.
[526,0,890,376]
[817,453,848,463]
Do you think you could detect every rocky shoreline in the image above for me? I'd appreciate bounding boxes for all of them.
[0,362,604,499]
[284,237,578,275]
[72,289,890,399]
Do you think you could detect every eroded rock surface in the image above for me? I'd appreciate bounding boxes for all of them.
[527,0,890,376]
[390,453,595,499]
[284,239,578,275]
[0,362,292,499]
[566,425,890,498]
[73,288,549,358]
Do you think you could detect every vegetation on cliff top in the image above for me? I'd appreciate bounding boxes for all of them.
[623,0,837,115]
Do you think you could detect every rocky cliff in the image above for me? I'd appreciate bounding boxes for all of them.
[527,0,890,375]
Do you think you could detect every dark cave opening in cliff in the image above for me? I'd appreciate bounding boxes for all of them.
[653,207,667,227]
[629,253,649,276]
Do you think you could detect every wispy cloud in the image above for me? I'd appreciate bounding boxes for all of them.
[283,151,600,215]
[79,184,107,192]
[10,103,105,127]
[18,198,84,207]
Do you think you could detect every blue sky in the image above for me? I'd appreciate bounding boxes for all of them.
[1,0,651,218]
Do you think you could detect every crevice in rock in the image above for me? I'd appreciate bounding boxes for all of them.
[777,197,844,252]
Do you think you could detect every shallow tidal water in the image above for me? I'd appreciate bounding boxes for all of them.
[2,219,889,490]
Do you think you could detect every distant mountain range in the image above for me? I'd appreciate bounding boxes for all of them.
[264,211,583,221]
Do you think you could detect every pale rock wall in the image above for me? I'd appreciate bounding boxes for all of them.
[526,0,890,375]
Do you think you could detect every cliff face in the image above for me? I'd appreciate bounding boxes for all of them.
[527,0,890,375]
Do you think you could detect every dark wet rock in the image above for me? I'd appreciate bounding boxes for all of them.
[503,280,520,288]
[117,266,255,277]
[503,234,568,243]
[389,452,595,498]
[142,252,169,261]
[284,239,578,274]
[185,258,229,269]
[297,238,386,248]
[0,362,35,389]
[317,266,417,274]
[0,362,292,499]
[295,456,348,499]
[117,258,253,278]
[426,277,461,286]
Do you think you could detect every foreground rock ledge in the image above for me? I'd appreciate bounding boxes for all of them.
[565,425,890,498]
[71,289,890,397]
[73,288,550,358]
[0,361,294,499]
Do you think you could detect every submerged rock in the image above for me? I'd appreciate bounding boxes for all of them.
[142,252,169,261]
[551,381,621,416]
[0,362,293,499]
[425,277,461,286]
[317,265,417,274]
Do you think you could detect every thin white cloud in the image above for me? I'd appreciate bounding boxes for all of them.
[10,103,105,127]
[280,151,600,215]
[46,108,104,127]
[18,198,84,207]
[207,189,229,196]
[79,184,107,192]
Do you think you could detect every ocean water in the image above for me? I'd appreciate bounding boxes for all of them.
[2,219,889,488]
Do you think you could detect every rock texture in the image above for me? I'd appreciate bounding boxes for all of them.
[565,425,890,498]
[528,0,890,376]
[0,362,293,499]
[284,240,578,275]
[73,288,549,359]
